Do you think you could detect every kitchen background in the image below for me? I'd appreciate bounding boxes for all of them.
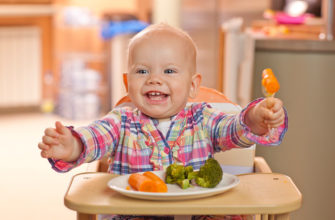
[0,0,334,219]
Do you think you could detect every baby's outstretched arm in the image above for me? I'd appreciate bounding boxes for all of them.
[38,121,83,162]
[244,97,285,136]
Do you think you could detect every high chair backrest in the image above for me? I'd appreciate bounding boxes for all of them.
[189,87,256,175]
[107,84,256,175]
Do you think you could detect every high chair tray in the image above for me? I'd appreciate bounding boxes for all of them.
[107,171,239,201]
[65,172,302,219]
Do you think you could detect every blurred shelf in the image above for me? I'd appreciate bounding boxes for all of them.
[250,18,325,41]
[57,52,107,62]
[0,0,52,4]
[0,4,54,16]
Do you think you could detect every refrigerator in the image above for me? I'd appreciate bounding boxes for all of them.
[250,41,335,220]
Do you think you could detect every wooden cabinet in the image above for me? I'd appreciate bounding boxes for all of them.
[0,14,53,108]
[0,0,52,4]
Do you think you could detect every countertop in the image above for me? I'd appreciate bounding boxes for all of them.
[249,19,335,52]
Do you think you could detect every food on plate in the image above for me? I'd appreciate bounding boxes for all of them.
[128,171,168,193]
[165,163,197,189]
[143,171,168,192]
[165,158,223,189]
[262,68,280,96]
[195,158,223,188]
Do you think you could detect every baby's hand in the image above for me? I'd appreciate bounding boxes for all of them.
[38,121,82,162]
[245,97,285,136]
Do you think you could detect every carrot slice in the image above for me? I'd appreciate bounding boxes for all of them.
[143,171,168,192]
[128,173,157,192]
[128,172,168,193]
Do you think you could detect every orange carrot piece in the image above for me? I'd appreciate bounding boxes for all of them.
[143,171,168,192]
[262,68,280,95]
[128,172,168,193]
[128,173,157,192]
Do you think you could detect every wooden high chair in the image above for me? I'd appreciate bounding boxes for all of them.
[66,86,301,220]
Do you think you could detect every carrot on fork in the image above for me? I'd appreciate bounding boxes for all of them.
[261,68,280,140]
[262,68,280,96]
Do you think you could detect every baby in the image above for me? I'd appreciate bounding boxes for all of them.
[38,23,287,220]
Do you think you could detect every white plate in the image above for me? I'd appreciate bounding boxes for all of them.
[107,171,239,201]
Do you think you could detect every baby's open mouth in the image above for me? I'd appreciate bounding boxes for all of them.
[146,91,169,100]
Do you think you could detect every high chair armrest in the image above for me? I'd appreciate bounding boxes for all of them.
[254,156,272,173]
[89,157,109,172]
[86,160,100,172]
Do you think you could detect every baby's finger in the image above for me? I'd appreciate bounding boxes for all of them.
[40,144,58,159]
[262,108,274,120]
[266,119,283,128]
[266,114,285,127]
[44,127,59,138]
[55,121,70,135]
[38,142,50,150]
[41,150,51,158]
[269,107,284,120]
[271,99,283,113]
[42,135,59,145]
[264,97,275,109]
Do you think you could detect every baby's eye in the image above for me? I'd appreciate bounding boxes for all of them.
[136,69,148,74]
[164,69,176,74]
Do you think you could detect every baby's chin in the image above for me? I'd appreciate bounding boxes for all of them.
[135,101,188,119]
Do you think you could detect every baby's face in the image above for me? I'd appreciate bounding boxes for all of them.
[127,31,200,119]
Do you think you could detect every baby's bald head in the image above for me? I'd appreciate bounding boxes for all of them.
[127,23,197,74]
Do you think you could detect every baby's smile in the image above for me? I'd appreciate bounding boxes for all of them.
[145,91,169,103]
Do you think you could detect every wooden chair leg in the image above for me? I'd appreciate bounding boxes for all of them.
[77,212,97,220]
[269,213,290,220]
[261,214,268,220]
[174,215,192,220]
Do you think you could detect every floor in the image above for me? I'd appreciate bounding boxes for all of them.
[0,113,93,220]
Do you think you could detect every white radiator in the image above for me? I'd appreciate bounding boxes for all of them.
[0,26,41,107]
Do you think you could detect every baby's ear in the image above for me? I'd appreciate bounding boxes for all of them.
[189,73,202,99]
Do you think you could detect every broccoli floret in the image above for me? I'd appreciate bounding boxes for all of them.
[165,163,186,184]
[195,158,223,188]
[184,165,197,180]
[176,179,191,189]
[165,163,195,189]
[184,165,193,175]
[187,171,198,180]
[166,160,223,189]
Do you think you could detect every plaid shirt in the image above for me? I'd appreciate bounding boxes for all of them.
[50,100,287,174]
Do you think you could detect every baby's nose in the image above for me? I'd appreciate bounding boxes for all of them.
[147,74,162,85]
